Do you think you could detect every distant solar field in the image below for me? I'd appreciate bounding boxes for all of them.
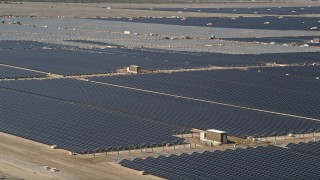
[104,16,320,31]
[133,6,320,15]
[1,41,320,76]
[222,36,320,44]
[253,66,320,79]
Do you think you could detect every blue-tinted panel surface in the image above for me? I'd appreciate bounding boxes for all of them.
[222,36,320,44]
[287,141,320,156]
[121,146,320,180]
[0,86,184,153]
[0,66,46,79]
[90,69,320,119]
[134,6,320,15]
[1,78,319,137]
[253,66,320,79]
[104,16,320,31]
[1,41,320,75]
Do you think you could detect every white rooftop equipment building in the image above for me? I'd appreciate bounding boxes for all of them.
[200,129,228,145]
[127,65,142,73]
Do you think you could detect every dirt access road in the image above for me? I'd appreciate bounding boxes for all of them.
[0,132,162,180]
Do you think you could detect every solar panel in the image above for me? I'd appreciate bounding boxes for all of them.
[90,69,320,119]
[1,40,319,75]
[287,141,320,156]
[120,145,320,179]
[0,66,46,79]
[132,6,320,15]
[0,86,185,153]
[1,78,319,137]
[104,16,320,31]
[252,66,320,79]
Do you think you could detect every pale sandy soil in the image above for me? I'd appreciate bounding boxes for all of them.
[0,170,24,180]
[0,132,162,180]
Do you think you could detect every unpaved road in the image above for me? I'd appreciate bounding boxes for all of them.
[0,132,162,180]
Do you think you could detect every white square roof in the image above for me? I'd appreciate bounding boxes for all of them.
[207,129,227,134]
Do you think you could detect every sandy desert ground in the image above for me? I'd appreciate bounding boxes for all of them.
[0,132,163,180]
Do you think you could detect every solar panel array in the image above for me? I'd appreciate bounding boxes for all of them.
[0,48,123,75]
[0,40,46,49]
[253,66,320,79]
[287,141,320,156]
[1,40,320,75]
[105,16,320,31]
[135,6,320,15]
[0,86,185,153]
[1,12,320,162]
[3,17,320,54]
[90,69,320,119]
[222,36,320,44]
[0,66,46,79]
[120,145,320,180]
[1,78,320,137]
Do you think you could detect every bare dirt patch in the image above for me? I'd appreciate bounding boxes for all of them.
[0,132,162,180]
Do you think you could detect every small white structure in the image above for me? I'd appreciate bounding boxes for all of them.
[51,145,58,149]
[139,171,148,175]
[127,65,142,73]
[123,31,131,35]
[200,129,227,145]
[50,168,59,172]
[288,133,295,137]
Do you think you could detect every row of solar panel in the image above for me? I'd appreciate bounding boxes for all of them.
[1,78,320,138]
[105,16,320,31]
[1,41,320,76]
[0,40,46,49]
[286,141,320,156]
[222,36,320,44]
[136,6,320,15]
[0,66,47,79]
[254,66,320,79]
[90,69,320,119]
[120,144,320,180]
[0,86,186,153]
